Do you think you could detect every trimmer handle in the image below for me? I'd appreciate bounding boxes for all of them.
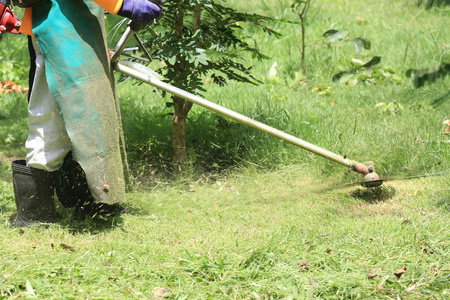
[110,0,165,62]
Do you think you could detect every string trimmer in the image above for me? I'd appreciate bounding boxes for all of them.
[109,17,383,188]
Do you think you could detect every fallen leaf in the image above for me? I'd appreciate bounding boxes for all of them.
[394,267,407,278]
[356,260,366,265]
[306,246,312,253]
[299,259,310,270]
[152,287,172,298]
[9,213,17,222]
[60,243,76,252]
[326,247,334,255]
[187,210,192,213]
[108,277,119,281]
[357,17,367,25]
[18,229,24,236]
[367,273,377,279]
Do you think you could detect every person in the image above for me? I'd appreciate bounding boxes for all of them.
[10,0,162,227]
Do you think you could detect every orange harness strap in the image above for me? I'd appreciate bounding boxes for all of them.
[19,0,124,36]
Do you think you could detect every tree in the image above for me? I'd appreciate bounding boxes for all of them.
[290,0,312,75]
[141,0,280,171]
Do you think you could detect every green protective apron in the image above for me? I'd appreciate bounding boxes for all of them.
[32,0,129,204]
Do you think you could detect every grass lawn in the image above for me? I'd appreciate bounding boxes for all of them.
[0,168,449,298]
[1,0,449,298]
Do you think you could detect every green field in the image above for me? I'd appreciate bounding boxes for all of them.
[1,0,449,298]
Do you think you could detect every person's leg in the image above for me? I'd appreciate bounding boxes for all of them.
[12,37,70,227]
[25,37,71,171]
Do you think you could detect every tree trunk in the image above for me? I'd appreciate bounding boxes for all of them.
[172,96,192,171]
[170,4,201,171]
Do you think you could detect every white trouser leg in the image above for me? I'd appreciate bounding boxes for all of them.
[25,38,71,171]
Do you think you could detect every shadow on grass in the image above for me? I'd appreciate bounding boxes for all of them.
[58,213,125,234]
[349,186,396,203]
[5,208,124,233]
[435,197,450,211]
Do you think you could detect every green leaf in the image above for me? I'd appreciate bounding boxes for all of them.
[351,58,365,67]
[322,29,347,42]
[363,56,381,68]
[268,62,278,78]
[350,37,371,52]
[26,280,36,296]
[336,72,355,84]
[168,56,177,65]
[322,29,340,37]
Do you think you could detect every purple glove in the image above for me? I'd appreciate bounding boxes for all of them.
[118,0,162,25]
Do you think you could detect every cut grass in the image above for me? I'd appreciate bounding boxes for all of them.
[0,167,448,298]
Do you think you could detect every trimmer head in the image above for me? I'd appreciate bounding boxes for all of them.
[351,161,384,188]
[361,172,383,188]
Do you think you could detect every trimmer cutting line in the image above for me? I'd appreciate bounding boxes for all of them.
[109,20,384,188]
[322,171,448,193]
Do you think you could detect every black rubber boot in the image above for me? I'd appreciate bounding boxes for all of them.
[12,160,61,227]
[56,152,124,218]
